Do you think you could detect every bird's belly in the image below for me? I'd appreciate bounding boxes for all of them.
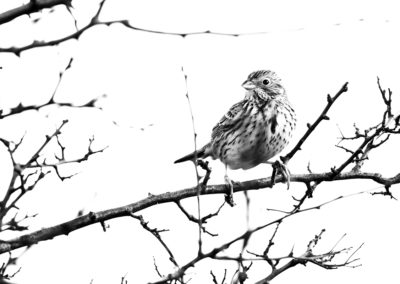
[223,136,282,170]
[216,114,293,170]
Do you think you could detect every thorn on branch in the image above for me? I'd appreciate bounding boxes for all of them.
[307,162,312,174]
[100,221,108,232]
[371,184,397,200]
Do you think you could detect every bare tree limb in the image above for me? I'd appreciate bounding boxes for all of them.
[0,0,106,56]
[130,214,178,267]
[0,56,104,119]
[0,0,72,25]
[0,170,397,255]
[0,1,365,58]
[334,79,400,175]
[150,193,365,284]
[282,82,349,163]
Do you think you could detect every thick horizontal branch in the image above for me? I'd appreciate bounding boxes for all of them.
[0,170,398,255]
[0,0,71,25]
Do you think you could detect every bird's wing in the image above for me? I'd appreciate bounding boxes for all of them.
[211,100,247,140]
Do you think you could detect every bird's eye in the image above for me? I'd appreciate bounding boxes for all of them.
[262,79,270,85]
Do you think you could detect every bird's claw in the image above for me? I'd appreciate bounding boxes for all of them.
[224,174,236,207]
[272,160,291,190]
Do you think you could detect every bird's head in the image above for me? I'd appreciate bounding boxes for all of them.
[242,70,285,100]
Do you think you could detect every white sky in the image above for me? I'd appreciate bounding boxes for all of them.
[0,0,400,283]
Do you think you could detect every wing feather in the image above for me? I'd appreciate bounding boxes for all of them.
[211,100,247,140]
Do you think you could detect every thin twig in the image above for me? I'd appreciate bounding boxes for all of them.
[130,214,178,267]
[283,82,349,163]
[149,190,368,284]
[182,67,203,255]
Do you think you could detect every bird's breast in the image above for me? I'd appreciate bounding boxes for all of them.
[213,100,296,170]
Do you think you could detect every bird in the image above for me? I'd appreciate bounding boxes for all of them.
[175,70,296,205]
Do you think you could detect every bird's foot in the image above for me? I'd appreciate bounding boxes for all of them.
[271,160,291,190]
[224,174,236,207]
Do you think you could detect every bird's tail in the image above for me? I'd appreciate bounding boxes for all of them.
[174,143,211,164]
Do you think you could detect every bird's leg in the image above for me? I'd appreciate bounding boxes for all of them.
[268,160,291,190]
[224,165,236,207]
[270,162,278,187]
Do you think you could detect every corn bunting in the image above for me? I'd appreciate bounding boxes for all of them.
[175,70,296,204]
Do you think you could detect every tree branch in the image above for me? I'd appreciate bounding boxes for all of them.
[282,82,349,163]
[0,0,72,25]
[0,170,398,255]
[130,214,178,267]
[0,57,104,119]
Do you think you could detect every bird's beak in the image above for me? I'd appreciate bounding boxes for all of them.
[242,80,256,90]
